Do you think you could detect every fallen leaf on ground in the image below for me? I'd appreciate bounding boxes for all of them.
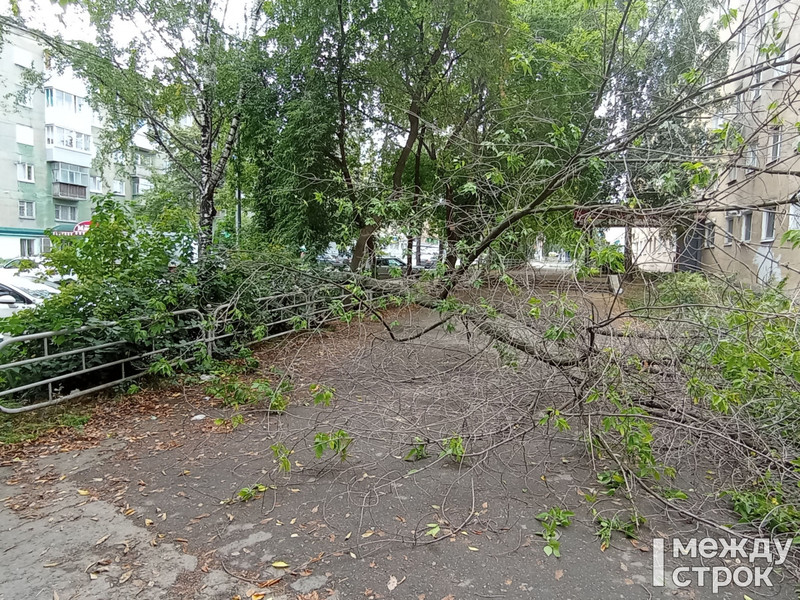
[189,513,210,523]
[555,570,563,581]
[271,561,289,568]
[95,534,110,546]
[362,530,374,538]
[119,571,132,584]
[257,578,282,588]
[77,490,90,496]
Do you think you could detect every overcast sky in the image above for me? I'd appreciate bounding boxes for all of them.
[3,0,257,47]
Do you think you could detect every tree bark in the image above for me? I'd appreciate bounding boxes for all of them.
[351,223,379,272]
[445,183,459,270]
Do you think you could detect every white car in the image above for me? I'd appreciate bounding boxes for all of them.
[0,272,60,319]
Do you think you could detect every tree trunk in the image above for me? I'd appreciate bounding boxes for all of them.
[445,183,459,270]
[350,223,378,272]
[406,236,414,275]
[366,233,377,277]
[415,236,422,266]
[623,224,633,281]
[198,190,216,258]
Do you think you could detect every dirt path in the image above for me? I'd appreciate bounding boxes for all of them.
[1,307,795,599]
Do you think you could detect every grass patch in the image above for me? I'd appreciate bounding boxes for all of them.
[0,408,92,445]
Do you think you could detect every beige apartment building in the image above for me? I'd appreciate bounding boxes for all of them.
[700,0,800,290]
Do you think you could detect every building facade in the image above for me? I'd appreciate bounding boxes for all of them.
[0,32,162,259]
[700,0,800,289]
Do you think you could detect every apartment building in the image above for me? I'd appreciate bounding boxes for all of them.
[0,32,162,259]
[700,0,800,289]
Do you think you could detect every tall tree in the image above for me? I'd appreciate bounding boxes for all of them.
[2,0,263,263]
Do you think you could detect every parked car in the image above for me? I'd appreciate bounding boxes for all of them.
[0,272,60,320]
[316,254,350,270]
[0,257,42,270]
[375,256,420,278]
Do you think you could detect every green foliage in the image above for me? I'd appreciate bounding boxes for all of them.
[596,470,625,495]
[656,272,716,306]
[537,407,570,432]
[238,484,268,502]
[313,430,353,461]
[536,507,574,557]
[724,479,800,534]
[440,435,466,463]
[290,315,308,331]
[0,409,91,444]
[661,488,689,501]
[206,377,291,412]
[425,523,441,537]
[594,512,645,550]
[404,437,429,462]
[590,243,625,274]
[309,384,334,406]
[494,343,519,369]
[214,413,245,429]
[271,443,292,473]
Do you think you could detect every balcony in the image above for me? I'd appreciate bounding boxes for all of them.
[52,182,87,200]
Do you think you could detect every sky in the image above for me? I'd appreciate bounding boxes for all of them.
[3,0,257,48]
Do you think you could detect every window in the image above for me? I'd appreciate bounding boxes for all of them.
[135,153,153,166]
[774,44,789,78]
[703,220,715,249]
[13,47,34,68]
[16,163,34,183]
[90,176,103,192]
[762,209,776,242]
[790,203,800,230]
[728,164,739,184]
[16,124,34,146]
[19,239,36,257]
[745,144,758,173]
[768,127,781,164]
[112,151,125,164]
[132,177,153,195]
[112,179,125,195]
[756,0,767,33]
[51,162,89,187]
[44,88,85,113]
[725,216,735,245]
[742,211,752,242]
[45,125,91,152]
[75,132,91,152]
[737,26,747,55]
[18,201,35,219]
[753,69,762,100]
[54,203,78,222]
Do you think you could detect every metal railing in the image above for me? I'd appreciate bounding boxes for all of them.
[0,285,375,414]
